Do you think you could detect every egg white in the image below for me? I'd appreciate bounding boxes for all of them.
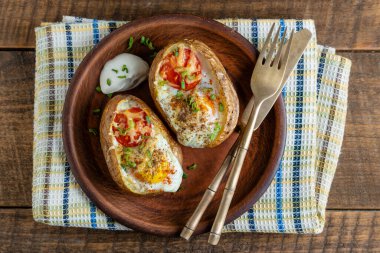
[110,99,183,194]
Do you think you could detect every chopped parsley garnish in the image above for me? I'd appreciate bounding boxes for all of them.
[106,78,111,86]
[92,108,101,114]
[122,64,129,73]
[95,86,102,92]
[158,80,167,86]
[127,36,134,50]
[117,75,127,79]
[219,102,224,112]
[187,96,200,112]
[112,69,118,74]
[181,80,186,89]
[187,163,197,170]
[88,128,98,135]
[107,93,113,98]
[210,94,216,100]
[209,122,221,141]
[175,90,183,99]
[145,115,151,124]
[182,173,188,179]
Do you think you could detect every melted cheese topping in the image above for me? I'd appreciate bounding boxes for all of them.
[110,100,183,194]
[155,43,226,148]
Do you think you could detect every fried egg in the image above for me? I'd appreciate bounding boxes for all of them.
[109,99,183,194]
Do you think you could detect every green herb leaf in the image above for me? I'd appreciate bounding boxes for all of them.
[122,64,129,73]
[145,115,151,125]
[210,94,216,100]
[158,80,167,86]
[127,36,134,50]
[147,41,155,50]
[92,108,101,114]
[175,91,183,99]
[107,93,113,98]
[173,47,179,57]
[181,80,185,89]
[107,78,111,86]
[125,160,137,168]
[96,86,102,93]
[182,173,188,179]
[209,122,221,141]
[117,75,127,79]
[123,147,132,153]
[219,102,224,112]
[112,69,118,74]
[88,128,98,135]
[117,127,127,136]
[140,36,146,44]
[187,163,197,170]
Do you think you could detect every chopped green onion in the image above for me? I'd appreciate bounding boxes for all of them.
[173,47,179,57]
[96,86,102,92]
[129,119,135,129]
[182,173,188,179]
[140,36,146,44]
[117,75,127,79]
[123,147,132,153]
[219,102,224,112]
[122,64,129,73]
[209,122,221,141]
[125,161,137,168]
[187,163,197,170]
[202,87,213,93]
[181,80,185,89]
[187,75,196,81]
[158,80,167,86]
[117,127,127,136]
[146,150,152,158]
[187,96,199,112]
[145,115,151,124]
[147,41,155,50]
[107,78,111,86]
[107,93,113,98]
[127,36,134,50]
[175,91,183,99]
[88,128,97,135]
[210,94,216,100]
[181,70,188,78]
[92,108,101,114]
[112,69,118,74]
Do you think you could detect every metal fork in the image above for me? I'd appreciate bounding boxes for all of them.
[208,24,294,245]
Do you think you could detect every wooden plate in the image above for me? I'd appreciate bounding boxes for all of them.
[63,14,286,236]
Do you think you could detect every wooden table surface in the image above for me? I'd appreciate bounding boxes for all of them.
[0,1,379,252]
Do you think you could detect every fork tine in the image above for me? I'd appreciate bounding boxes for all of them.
[265,25,281,65]
[280,30,294,69]
[273,27,287,68]
[257,23,275,64]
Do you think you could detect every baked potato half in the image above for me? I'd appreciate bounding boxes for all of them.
[149,40,239,148]
[100,95,183,194]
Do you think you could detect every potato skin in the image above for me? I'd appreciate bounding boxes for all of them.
[99,94,183,192]
[149,40,239,148]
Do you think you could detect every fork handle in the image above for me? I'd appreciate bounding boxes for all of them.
[208,101,263,245]
[181,135,241,240]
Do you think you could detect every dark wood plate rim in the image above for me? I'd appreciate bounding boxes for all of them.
[63,14,286,236]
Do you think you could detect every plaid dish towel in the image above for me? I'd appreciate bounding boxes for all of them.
[33,16,351,233]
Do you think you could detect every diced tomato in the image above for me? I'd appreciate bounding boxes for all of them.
[159,47,202,90]
[112,107,152,147]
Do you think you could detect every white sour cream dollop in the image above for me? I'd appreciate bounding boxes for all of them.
[100,53,149,94]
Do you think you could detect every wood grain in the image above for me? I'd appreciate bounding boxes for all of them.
[0,51,379,210]
[0,209,378,252]
[0,0,379,50]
